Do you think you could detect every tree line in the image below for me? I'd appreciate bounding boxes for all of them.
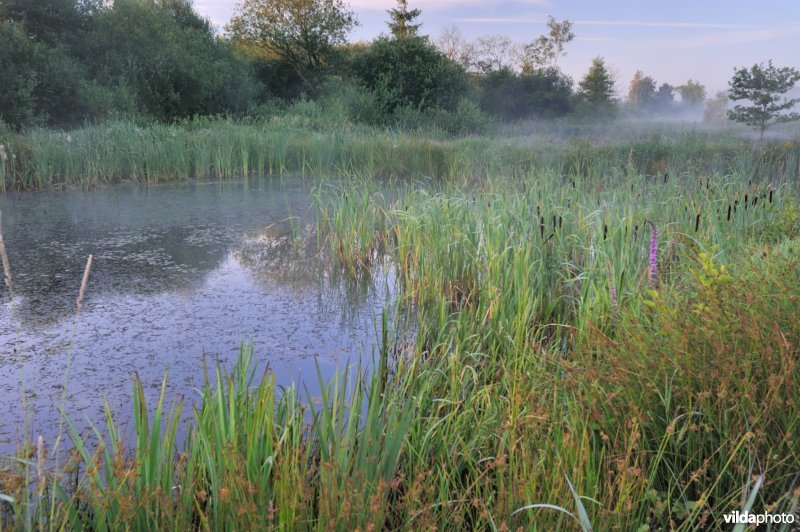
[1,0,797,136]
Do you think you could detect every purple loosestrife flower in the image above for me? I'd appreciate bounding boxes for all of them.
[647,220,658,288]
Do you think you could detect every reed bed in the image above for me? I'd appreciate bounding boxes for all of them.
[0,119,798,190]
[1,126,799,530]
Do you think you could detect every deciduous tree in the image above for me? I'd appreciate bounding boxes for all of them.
[677,79,706,107]
[728,60,800,140]
[227,0,357,89]
[521,16,573,72]
[627,70,656,111]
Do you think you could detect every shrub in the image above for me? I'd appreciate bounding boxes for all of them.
[350,36,468,117]
[479,68,573,120]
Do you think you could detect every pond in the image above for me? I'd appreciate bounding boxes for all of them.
[0,177,395,452]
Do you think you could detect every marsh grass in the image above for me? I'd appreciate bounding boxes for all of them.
[0,118,798,190]
[1,124,799,530]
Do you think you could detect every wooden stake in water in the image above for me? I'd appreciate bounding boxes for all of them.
[0,210,12,291]
[76,254,93,314]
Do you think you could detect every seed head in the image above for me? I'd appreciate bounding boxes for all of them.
[647,220,658,288]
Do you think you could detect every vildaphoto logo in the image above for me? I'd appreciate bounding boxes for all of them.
[723,511,796,526]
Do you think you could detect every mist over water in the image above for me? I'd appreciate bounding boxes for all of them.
[0,177,395,452]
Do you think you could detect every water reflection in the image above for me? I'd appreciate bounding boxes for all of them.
[0,178,392,451]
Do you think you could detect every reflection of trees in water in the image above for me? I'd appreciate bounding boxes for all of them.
[235,224,395,326]
[2,224,232,328]
[0,176,316,329]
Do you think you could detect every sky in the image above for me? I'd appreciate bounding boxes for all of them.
[193,0,800,96]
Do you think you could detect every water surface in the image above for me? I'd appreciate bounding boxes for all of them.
[0,177,393,450]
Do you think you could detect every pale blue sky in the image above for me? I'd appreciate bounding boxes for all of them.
[194,0,800,95]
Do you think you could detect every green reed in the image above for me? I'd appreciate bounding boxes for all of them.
[1,125,799,530]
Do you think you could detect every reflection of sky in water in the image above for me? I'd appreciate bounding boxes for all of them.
[0,178,394,451]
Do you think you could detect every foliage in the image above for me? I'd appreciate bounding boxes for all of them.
[387,0,421,39]
[350,36,468,116]
[2,126,800,529]
[0,20,90,128]
[677,79,707,107]
[521,15,574,71]
[654,83,674,111]
[728,60,800,140]
[85,0,259,121]
[578,57,616,114]
[227,0,357,91]
[704,91,729,123]
[0,0,100,48]
[0,0,259,127]
[627,70,657,111]
[480,68,573,120]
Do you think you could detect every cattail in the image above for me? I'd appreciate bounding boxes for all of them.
[36,435,46,495]
[609,278,618,311]
[540,216,545,238]
[603,223,608,241]
[647,220,658,288]
[76,255,93,314]
[0,211,11,291]
[558,215,562,229]
[695,211,701,232]
[664,172,668,184]
[727,204,731,221]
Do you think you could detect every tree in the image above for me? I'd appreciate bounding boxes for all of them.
[387,0,420,39]
[655,83,674,111]
[627,70,656,111]
[480,68,573,120]
[521,16,574,72]
[473,35,519,73]
[677,79,706,107]
[435,25,475,71]
[350,36,467,116]
[578,57,616,115]
[704,91,729,123]
[728,61,800,140]
[227,0,357,90]
[88,0,258,120]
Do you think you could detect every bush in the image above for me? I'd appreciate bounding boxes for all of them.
[85,0,260,121]
[350,36,468,118]
[479,68,573,120]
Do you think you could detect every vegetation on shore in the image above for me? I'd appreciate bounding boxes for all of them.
[2,129,799,528]
[1,114,799,191]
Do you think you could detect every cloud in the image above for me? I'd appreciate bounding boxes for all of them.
[646,24,800,50]
[348,0,551,11]
[192,0,235,27]
[457,18,758,29]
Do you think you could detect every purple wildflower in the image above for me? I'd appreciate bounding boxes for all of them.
[647,220,658,288]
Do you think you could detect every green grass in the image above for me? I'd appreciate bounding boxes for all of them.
[0,116,798,190]
[1,120,799,530]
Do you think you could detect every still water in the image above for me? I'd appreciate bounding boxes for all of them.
[0,177,393,451]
